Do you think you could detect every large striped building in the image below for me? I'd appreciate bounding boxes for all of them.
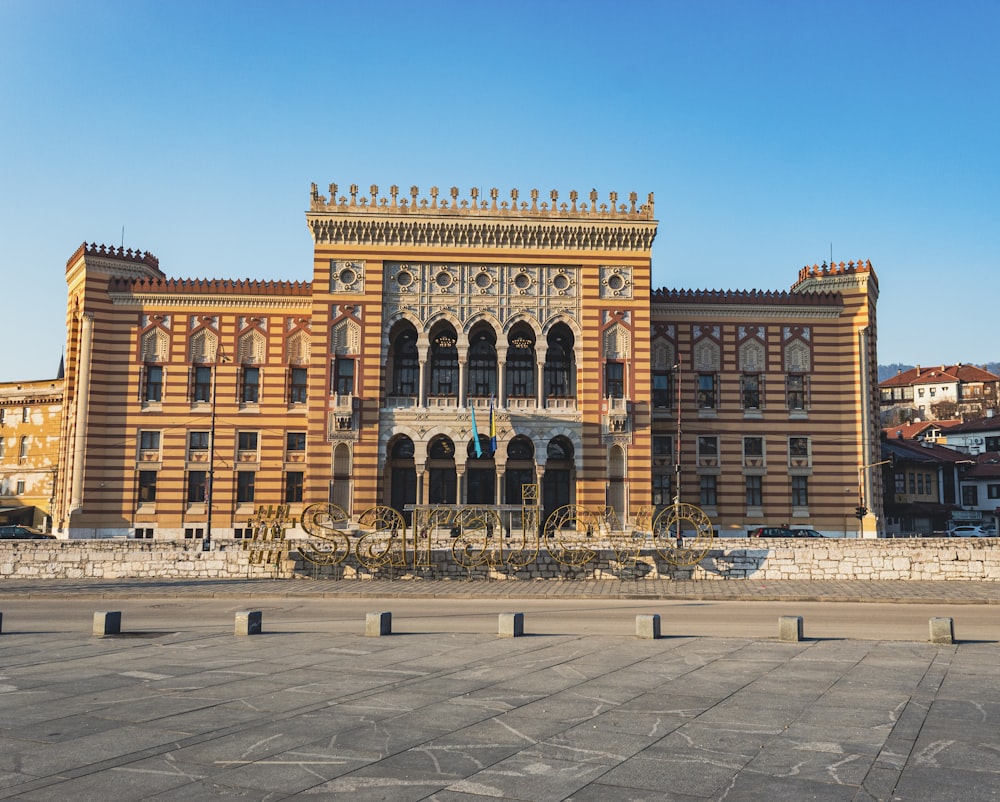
[51,183,882,539]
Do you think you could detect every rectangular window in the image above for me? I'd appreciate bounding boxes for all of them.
[22,407,30,422]
[0,440,5,459]
[286,431,306,453]
[238,431,258,452]
[192,366,212,403]
[909,473,916,494]
[653,435,673,458]
[15,480,25,495]
[745,476,762,507]
[289,367,307,404]
[653,473,672,506]
[652,370,673,409]
[241,366,260,403]
[895,471,906,494]
[789,437,809,462]
[184,527,205,539]
[139,430,160,451]
[144,365,163,402]
[188,430,209,453]
[604,362,624,399]
[962,485,978,506]
[285,471,304,503]
[741,374,761,409]
[187,470,207,503]
[988,484,1000,500]
[133,528,154,539]
[18,436,28,462]
[237,471,256,504]
[792,476,809,506]
[332,358,355,396]
[138,471,158,502]
[786,374,807,410]
[697,435,718,459]
[697,373,717,409]
[743,436,764,458]
[699,475,717,507]
[986,436,1000,452]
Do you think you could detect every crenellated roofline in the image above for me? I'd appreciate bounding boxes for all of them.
[106,276,313,309]
[67,242,162,272]
[307,182,658,253]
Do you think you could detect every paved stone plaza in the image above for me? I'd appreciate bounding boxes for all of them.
[0,579,998,800]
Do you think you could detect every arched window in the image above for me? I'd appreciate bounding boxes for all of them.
[391,436,415,459]
[468,329,497,399]
[429,327,458,398]
[544,324,575,399]
[391,327,419,397]
[506,327,535,398]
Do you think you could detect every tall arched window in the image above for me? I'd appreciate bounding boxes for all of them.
[506,326,535,399]
[468,328,497,399]
[429,327,458,399]
[544,324,575,399]
[427,435,457,504]
[390,326,419,397]
[505,435,536,505]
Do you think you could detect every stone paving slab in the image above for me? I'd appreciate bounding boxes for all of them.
[0,592,999,800]
[1,576,1000,604]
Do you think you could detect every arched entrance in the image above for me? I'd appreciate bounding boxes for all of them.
[427,435,457,504]
[387,436,416,523]
[466,434,496,504]
[543,435,574,521]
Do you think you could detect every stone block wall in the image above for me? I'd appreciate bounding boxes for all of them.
[1,538,1000,582]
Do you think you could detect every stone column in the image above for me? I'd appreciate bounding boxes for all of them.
[70,312,95,515]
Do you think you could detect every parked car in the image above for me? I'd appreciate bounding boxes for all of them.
[750,527,825,538]
[790,529,826,538]
[749,527,796,538]
[948,525,990,537]
[0,525,54,540]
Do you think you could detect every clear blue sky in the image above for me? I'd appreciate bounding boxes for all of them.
[1,0,997,382]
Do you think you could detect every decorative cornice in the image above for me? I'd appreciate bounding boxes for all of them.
[107,276,313,309]
[653,288,843,306]
[307,183,657,253]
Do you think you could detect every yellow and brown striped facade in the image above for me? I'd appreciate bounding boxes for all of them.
[51,183,881,539]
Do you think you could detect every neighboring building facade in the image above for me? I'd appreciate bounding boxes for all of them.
[0,379,64,530]
[880,437,964,535]
[50,183,883,539]
[879,363,999,420]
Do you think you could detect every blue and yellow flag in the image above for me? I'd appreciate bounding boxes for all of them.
[489,401,497,454]
[470,404,483,458]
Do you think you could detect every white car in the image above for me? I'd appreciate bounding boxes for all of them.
[949,525,989,537]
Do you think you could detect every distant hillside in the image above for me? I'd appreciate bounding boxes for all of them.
[878,363,1000,382]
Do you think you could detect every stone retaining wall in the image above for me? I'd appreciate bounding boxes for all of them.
[2,538,1000,582]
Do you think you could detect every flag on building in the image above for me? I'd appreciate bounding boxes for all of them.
[470,404,483,458]
[489,400,497,454]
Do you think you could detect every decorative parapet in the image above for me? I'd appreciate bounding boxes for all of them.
[793,260,879,300]
[652,288,841,305]
[106,276,314,309]
[308,183,657,252]
[796,259,874,284]
[652,287,844,320]
[108,277,312,296]
[67,242,161,272]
